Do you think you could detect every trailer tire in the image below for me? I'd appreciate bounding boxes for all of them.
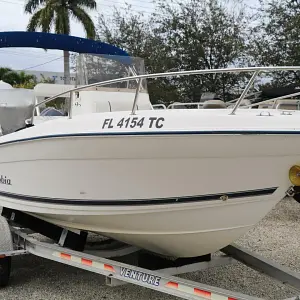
[0,216,13,287]
[0,257,11,287]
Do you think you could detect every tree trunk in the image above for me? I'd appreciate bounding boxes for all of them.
[63,50,70,85]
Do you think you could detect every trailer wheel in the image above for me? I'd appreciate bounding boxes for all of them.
[0,257,11,287]
[0,216,13,287]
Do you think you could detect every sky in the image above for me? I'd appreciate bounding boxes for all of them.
[0,0,259,73]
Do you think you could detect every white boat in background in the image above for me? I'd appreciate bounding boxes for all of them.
[1,57,300,258]
[0,80,35,135]
[154,81,300,111]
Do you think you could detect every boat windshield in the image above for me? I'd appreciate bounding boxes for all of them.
[75,53,148,91]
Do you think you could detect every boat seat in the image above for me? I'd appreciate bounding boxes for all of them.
[202,100,226,109]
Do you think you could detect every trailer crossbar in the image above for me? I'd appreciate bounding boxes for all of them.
[0,249,28,257]
[222,244,300,292]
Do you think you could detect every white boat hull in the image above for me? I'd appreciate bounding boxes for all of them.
[0,109,298,257]
[2,194,279,257]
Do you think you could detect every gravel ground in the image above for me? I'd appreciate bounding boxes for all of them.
[1,197,300,300]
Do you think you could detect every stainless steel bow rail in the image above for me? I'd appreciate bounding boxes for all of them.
[31,66,300,120]
[1,216,300,300]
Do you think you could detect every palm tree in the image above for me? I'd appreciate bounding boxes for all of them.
[0,67,37,86]
[24,0,97,84]
[0,67,12,80]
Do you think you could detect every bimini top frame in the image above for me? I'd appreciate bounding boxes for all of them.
[31,66,300,121]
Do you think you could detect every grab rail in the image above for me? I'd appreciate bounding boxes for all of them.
[167,102,204,109]
[152,104,167,109]
[32,66,300,121]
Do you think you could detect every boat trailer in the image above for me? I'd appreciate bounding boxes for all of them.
[1,214,300,300]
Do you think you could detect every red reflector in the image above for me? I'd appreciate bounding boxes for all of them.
[228,298,237,300]
[60,253,71,260]
[81,258,92,266]
[0,255,6,258]
[166,282,179,289]
[194,288,211,298]
[104,264,115,272]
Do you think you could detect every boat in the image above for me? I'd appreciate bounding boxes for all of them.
[0,80,35,134]
[157,84,300,111]
[1,57,300,258]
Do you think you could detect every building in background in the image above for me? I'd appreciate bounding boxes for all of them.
[16,70,77,84]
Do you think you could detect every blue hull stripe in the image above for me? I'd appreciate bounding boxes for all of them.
[0,130,299,146]
[0,187,278,206]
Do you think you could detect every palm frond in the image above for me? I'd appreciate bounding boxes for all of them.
[24,0,46,13]
[27,10,43,31]
[40,4,55,32]
[54,10,62,33]
[54,7,70,35]
[70,7,96,39]
[69,0,97,10]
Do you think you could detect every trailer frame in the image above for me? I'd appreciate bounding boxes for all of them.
[1,215,300,300]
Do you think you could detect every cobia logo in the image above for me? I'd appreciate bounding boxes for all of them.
[0,175,11,185]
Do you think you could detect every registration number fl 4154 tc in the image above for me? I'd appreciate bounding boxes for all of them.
[102,117,165,129]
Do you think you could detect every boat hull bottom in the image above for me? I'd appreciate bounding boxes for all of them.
[95,225,253,257]
[29,213,254,257]
[0,190,284,257]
